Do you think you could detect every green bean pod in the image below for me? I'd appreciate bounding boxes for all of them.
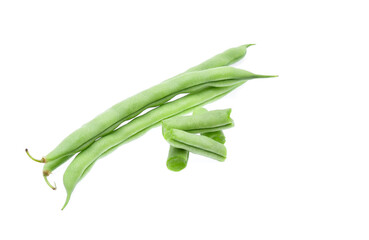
[62,83,247,209]
[164,129,227,161]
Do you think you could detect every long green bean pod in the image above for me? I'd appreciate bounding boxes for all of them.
[62,83,249,209]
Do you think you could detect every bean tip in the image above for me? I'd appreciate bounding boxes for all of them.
[244,44,256,48]
[44,175,57,190]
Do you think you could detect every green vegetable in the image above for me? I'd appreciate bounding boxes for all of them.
[26,44,255,189]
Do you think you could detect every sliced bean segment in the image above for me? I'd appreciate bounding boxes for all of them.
[192,107,226,144]
[162,109,233,134]
[164,129,227,162]
[166,147,189,172]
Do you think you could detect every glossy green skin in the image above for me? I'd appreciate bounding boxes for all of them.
[44,44,253,168]
[164,129,227,162]
[166,107,227,172]
[62,83,247,209]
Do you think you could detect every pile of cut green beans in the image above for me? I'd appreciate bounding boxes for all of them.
[26,44,277,209]
[163,107,232,171]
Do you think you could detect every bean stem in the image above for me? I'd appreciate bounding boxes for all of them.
[25,149,45,163]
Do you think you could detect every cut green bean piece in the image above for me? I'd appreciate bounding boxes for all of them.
[162,109,233,135]
[192,107,226,144]
[164,129,227,162]
[166,147,189,172]
[201,131,226,144]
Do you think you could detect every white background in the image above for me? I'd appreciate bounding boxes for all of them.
[1,0,368,239]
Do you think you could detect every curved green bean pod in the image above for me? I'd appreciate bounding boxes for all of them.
[62,83,247,209]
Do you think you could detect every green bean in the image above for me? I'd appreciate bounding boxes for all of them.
[27,44,254,189]
[164,129,227,161]
[166,107,227,172]
[166,147,190,172]
[62,83,247,209]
